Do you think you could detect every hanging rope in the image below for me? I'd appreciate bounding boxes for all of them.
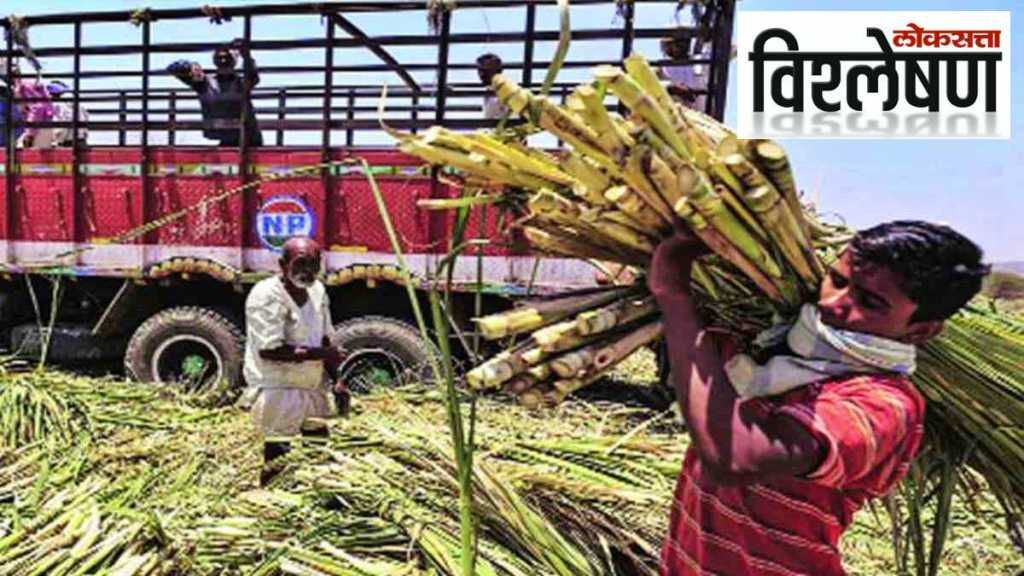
[426,0,456,35]
[201,5,232,26]
[128,7,153,27]
[5,14,42,77]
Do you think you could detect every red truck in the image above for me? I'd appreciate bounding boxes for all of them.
[0,1,734,392]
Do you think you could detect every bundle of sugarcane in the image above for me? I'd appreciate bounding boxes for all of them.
[388,55,1024,516]
[387,54,841,405]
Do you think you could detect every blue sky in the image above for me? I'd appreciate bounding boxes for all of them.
[9,0,1022,262]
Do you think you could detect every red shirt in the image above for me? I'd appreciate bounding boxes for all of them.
[660,374,926,576]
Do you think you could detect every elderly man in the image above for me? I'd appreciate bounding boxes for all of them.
[244,237,347,485]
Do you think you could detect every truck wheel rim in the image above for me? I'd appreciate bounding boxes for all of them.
[338,348,405,393]
[151,335,224,393]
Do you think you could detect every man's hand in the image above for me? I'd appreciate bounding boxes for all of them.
[648,228,707,298]
[332,378,351,417]
[231,38,251,57]
[323,345,345,376]
[667,83,697,104]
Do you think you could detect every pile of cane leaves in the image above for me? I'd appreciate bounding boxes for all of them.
[0,365,1020,575]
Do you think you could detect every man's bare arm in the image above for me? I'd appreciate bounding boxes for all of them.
[649,234,823,482]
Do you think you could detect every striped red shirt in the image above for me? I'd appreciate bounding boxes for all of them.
[660,373,926,576]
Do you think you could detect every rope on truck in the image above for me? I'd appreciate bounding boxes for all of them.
[49,160,350,262]
[36,158,435,267]
[128,7,154,27]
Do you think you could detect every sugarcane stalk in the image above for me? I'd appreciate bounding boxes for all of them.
[523,226,645,267]
[493,75,615,172]
[623,54,687,133]
[604,186,667,232]
[576,296,659,336]
[560,154,611,206]
[746,139,810,239]
[576,84,634,161]
[675,200,789,304]
[644,148,685,208]
[532,320,580,350]
[596,65,693,163]
[742,185,824,292]
[502,373,539,396]
[456,130,575,187]
[550,346,599,379]
[705,159,769,241]
[594,210,651,235]
[474,287,636,340]
[593,321,664,372]
[622,146,676,224]
[679,105,735,146]
[686,183,784,280]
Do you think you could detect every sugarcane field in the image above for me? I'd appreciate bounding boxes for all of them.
[0,1,1022,575]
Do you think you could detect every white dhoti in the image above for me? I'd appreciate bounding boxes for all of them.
[243,276,337,440]
[250,387,334,438]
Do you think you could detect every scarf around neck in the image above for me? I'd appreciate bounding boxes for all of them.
[724,304,917,399]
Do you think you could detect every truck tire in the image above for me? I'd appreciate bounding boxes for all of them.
[9,323,127,363]
[125,306,244,394]
[331,316,435,393]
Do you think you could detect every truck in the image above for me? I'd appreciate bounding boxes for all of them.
[0,0,734,393]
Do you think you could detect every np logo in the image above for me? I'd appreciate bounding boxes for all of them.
[256,195,316,251]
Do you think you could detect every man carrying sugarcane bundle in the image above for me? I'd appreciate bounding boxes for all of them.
[651,221,988,575]
[243,237,349,486]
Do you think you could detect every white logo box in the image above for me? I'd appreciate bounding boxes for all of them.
[736,11,1011,139]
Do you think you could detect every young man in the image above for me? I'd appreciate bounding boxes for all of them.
[243,237,348,486]
[650,221,988,575]
[477,53,508,120]
[659,34,708,111]
[167,39,263,146]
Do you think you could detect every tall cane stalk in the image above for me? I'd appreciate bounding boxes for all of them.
[363,159,478,575]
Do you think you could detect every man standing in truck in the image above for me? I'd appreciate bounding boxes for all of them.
[167,39,263,146]
[243,237,348,486]
[477,53,508,120]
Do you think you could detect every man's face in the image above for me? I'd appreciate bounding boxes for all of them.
[281,253,320,290]
[214,50,236,72]
[661,39,685,60]
[478,63,500,87]
[816,250,923,341]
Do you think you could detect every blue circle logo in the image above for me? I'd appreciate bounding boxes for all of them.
[256,195,316,251]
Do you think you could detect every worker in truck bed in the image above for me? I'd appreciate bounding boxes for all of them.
[242,237,349,486]
[167,39,263,147]
[477,53,508,120]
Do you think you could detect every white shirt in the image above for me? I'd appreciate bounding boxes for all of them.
[483,94,508,120]
[51,100,88,145]
[243,276,333,390]
[662,48,711,110]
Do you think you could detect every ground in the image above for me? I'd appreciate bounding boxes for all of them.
[0,353,1021,575]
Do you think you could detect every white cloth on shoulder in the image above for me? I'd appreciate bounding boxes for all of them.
[724,304,917,399]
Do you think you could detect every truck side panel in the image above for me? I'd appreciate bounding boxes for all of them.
[0,147,597,293]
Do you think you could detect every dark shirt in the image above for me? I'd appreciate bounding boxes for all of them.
[0,87,24,146]
[168,59,262,146]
